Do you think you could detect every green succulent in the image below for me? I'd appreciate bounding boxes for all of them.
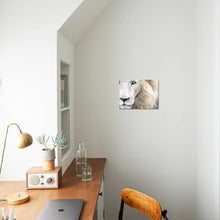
[36,133,50,150]
[36,131,67,150]
[52,131,67,150]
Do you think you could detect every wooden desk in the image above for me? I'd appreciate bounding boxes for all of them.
[0,158,106,220]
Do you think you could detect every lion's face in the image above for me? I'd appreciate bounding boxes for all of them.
[119,80,142,109]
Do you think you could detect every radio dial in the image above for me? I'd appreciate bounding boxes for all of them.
[46,176,54,184]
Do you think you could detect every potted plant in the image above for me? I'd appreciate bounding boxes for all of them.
[36,132,67,170]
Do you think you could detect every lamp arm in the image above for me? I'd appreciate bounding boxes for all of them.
[0,123,23,174]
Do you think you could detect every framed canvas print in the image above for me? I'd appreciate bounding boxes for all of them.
[119,80,159,110]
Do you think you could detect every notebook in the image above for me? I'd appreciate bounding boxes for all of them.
[36,199,84,220]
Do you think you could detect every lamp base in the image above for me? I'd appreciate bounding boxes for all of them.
[6,192,30,205]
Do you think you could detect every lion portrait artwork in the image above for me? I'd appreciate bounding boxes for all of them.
[119,80,159,110]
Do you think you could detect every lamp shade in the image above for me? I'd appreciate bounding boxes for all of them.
[16,133,33,149]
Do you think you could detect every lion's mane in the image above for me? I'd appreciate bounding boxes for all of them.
[132,80,158,109]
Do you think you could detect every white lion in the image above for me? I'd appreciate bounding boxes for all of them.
[119,80,159,109]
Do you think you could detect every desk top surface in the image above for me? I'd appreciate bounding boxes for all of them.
[0,158,106,220]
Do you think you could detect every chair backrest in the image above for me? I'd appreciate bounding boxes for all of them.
[118,188,168,220]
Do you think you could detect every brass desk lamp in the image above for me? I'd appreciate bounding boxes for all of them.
[0,123,33,204]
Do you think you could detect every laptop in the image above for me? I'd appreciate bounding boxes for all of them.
[36,199,84,220]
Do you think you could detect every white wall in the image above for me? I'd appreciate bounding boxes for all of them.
[0,0,83,180]
[196,0,220,219]
[74,0,196,219]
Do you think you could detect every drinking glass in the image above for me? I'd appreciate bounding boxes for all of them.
[82,165,92,182]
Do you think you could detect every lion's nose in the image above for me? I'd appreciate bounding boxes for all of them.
[120,98,129,103]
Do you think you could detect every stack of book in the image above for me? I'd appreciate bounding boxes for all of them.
[61,75,68,108]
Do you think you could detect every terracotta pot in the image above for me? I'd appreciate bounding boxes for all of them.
[42,149,55,170]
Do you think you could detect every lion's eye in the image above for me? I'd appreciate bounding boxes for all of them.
[131,81,136,86]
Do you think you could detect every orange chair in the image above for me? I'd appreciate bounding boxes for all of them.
[118,188,169,220]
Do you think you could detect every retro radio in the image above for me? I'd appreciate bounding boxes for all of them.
[26,166,62,189]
